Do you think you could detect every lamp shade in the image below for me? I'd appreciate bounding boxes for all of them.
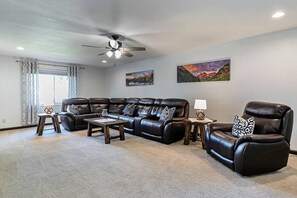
[194,99,207,110]
[109,40,119,49]
[106,51,113,57]
[115,50,121,59]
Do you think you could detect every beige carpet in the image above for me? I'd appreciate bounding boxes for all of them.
[0,127,297,198]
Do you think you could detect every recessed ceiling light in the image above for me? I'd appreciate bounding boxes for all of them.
[272,11,285,18]
[102,60,107,63]
[16,46,24,51]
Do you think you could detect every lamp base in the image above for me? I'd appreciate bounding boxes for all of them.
[196,110,205,120]
[44,106,54,114]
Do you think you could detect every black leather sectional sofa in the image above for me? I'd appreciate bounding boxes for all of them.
[60,97,189,144]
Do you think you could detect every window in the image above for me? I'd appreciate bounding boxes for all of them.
[38,65,68,105]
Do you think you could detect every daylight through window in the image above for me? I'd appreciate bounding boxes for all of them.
[39,64,68,105]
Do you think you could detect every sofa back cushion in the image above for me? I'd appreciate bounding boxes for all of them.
[123,98,139,116]
[157,99,189,118]
[137,98,155,116]
[109,98,126,114]
[89,98,109,113]
[61,98,90,114]
[126,98,139,105]
[243,101,291,135]
[150,99,162,117]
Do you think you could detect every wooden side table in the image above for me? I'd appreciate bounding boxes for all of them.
[36,113,61,136]
[184,118,216,149]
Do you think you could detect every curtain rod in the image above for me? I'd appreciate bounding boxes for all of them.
[15,59,85,69]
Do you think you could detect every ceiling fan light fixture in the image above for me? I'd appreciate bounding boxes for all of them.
[16,46,24,51]
[109,40,119,49]
[272,11,285,18]
[106,51,113,57]
[115,50,121,59]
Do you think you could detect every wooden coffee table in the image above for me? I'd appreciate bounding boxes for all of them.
[83,117,127,144]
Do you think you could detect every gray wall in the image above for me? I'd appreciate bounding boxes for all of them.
[104,27,297,149]
[0,55,22,128]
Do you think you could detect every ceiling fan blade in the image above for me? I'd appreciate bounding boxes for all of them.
[98,52,107,56]
[123,47,146,51]
[122,51,133,57]
[82,45,109,49]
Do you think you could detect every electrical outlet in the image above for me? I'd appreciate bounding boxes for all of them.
[2,119,6,124]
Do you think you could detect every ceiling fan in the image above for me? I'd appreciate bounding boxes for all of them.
[82,34,146,59]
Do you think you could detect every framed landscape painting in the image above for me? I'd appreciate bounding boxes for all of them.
[126,70,154,86]
[177,59,230,83]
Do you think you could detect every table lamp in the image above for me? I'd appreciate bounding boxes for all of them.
[194,99,207,120]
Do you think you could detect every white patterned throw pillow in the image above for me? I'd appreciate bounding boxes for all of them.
[159,106,176,122]
[67,104,79,115]
[122,104,136,116]
[232,115,255,137]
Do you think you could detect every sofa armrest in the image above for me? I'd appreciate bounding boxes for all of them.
[164,117,187,125]
[134,115,147,136]
[236,134,284,144]
[234,135,289,176]
[60,112,76,119]
[234,134,284,150]
[208,122,233,133]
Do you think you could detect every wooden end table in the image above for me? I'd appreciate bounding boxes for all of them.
[84,117,127,144]
[184,118,216,149]
[36,113,61,136]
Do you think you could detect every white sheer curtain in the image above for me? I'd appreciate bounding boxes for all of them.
[21,58,39,125]
[68,65,80,98]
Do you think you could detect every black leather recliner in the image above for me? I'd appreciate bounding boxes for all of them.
[140,99,189,144]
[205,101,294,176]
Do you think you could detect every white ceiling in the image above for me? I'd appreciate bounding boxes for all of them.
[0,0,297,67]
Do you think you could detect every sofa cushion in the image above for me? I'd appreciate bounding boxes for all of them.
[141,119,164,136]
[244,101,291,119]
[136,98,155,116]
[77,104,91,114]
[150,99,162,117]
[119,115,135,129]
[66,104,90,114]
[210,131,237,160]
[159,106,176,122]
[109,98,126,114]
[126,98,139,104]
[88,98,109,113]
[161,98,188,117]
[89,104,108,113]
[242,115,282,134]
[61,98,89,112]
[232,115,255,137]
[137,105,152,116]
[109,104,125,114]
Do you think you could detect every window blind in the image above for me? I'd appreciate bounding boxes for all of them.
[38,64,68,76]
